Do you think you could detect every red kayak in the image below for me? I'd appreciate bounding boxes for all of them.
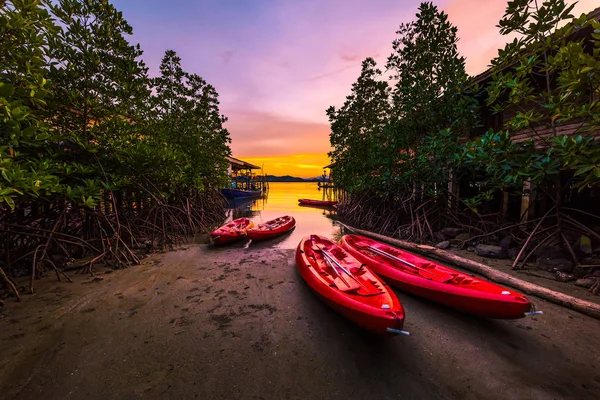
[298,199,338,207]
[247,215,296,241]
[210,217,254,245]
[296,235,406,335]
[339,235,532,319]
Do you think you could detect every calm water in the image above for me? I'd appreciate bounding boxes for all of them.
[225,182,342,249]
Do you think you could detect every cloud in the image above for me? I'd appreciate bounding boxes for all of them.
[220,50,236,65]
[225,110,331,158]
[113,0,600,177]
[443,0,600,75]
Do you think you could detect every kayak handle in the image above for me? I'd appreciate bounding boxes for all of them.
[524,311,544,316]
[387,328,410,335]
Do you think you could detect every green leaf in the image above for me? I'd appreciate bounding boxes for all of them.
[0,82,15,97]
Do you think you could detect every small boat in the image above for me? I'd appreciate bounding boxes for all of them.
[247,216,296,241]
[296,235,406,335]
[339,235,532,319]
[221,188,262,199]
[210,217,254,245]
[298,199,338,207]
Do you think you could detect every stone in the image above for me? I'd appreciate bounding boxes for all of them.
[581,258,600,266]
[454,233,471,241]
[555,271,575,282]
[498,235,512,249]
[474,244,507,259]
[435,241,450,250]
[538,257,574,272]
[441,227,462,239]
[433,232,445,242]
[449,233,472,247]
[574,277,596,289]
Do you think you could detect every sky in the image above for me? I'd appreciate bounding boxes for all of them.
[113,0,598,177]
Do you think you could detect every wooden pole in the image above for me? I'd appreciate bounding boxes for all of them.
[339,223,600,320]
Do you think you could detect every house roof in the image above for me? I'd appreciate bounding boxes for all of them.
[225,156,260,170]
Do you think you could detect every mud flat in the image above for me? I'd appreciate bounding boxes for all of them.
[1,241,599,400]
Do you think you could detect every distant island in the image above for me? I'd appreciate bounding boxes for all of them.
[265,175,329,182]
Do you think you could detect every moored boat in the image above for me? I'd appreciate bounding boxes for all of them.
[247,215,296,241]
[210,217,254,245]
[298,199,338,207]
[339,234,533,319]
[295,235,406,335]
[221,188,262,199]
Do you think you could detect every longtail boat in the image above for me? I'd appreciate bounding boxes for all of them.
[298,199,338,207]
[221,188,262,199]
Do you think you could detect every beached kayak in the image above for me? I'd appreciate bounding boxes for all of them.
[339,234,533,319]
[298,199,338,207]
[210,218,254,246]
[295,235,406,335]
[247,215,296,241]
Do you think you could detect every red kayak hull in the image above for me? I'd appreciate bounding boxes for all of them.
[298,199,338,207]
[210,218,254,245]
[247,216,296,241]
[339,235,532,319]
[295,235,405,335]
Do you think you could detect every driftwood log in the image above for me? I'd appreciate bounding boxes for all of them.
[339,223,600,320]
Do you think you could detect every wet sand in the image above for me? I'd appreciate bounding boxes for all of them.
[1,240,600,400]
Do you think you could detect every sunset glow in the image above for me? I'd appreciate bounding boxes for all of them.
[113,0,598,177]
[242,154,331,178]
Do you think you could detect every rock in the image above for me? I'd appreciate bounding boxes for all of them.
[449,233,472,247]
[467,246,476,252]
[581,258,600,266]
[435,241,451,250]
[574,277,596,289]
[498,235,512,249]
[433,231,445,242]
[508,248,520,261]
[454,233,471,241]
[475,244,507,259]
[555,271,575,282]
[538,257,574,272]
[441,227,462,239]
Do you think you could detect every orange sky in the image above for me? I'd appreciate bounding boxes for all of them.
[242,154,331,178]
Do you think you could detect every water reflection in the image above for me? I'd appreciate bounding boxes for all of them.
[226,197,264,219]
[225,182,342,249]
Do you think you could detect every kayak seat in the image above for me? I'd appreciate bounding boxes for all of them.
[417,270,455,283]
[452,276,474,285]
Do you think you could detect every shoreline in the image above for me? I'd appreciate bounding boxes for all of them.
[1,241,600,399]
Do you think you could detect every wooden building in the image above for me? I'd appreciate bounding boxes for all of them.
[225,156,269,192]
[453,6,600,221]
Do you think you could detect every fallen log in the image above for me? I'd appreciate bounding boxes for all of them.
[339,223,600,320]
